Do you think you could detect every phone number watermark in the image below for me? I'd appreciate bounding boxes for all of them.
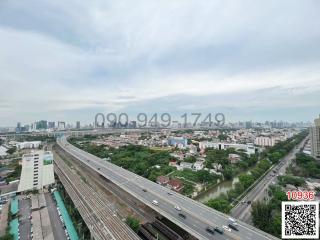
[95,112,225,128]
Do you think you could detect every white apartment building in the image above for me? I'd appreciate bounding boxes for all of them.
[199,141,256,155]
[254,137,276,147]
[18,151,54,192]
[311,115,320,160]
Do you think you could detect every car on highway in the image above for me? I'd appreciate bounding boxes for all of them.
[228,223,239,231]
[142,189,147,192]
[167,192,173,195]
[152,200,158,206]
[214,227,223,234]
[205,227,215,235]
[174,205,181,211]
[222,225,231,232]
[178,213,186,219]
[97,167,101,170]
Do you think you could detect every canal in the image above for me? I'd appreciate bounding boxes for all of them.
[195,168,252,203]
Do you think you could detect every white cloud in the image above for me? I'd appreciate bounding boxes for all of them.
[0,0,320,125]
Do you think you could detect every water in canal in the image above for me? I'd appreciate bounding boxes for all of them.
[196,177,240,203]
[196,168,252,203]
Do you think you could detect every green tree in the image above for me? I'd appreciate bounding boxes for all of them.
[125,216,140,232]
[218,134,228,141]
[6,146,16,155]
[184,156,197,163]
[251,201,272,230]
[239,174,255,189]
[182,182,195,196]
[277,175,305,187]
[206,197,232,213]
[196,170,215,183]
[223,167,233,180]
[0,233,14,240]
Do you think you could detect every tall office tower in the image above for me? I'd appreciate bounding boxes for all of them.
[76,121,81,129]
[16,122,21,133]
[37,120,48,130]
[245,121,252,129]
[48,121,55,129]
[58,121,66,130]
[310,115,320,160]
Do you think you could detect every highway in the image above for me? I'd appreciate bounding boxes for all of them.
[57,136,279,240]
[231,137,308,222]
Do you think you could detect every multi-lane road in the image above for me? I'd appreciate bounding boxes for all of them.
[57,136,279,240]
[231,137,308,222]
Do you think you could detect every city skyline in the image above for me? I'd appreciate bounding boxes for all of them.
[1,1,320,125]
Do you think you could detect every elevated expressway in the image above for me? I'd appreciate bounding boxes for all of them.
[57,136,279,240]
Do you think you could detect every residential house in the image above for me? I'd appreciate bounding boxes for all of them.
[177,162,193,171]
[168,160,177,167]
[228,154,241,164]
[167,178,183,192]
[156,176,169,186]
[193,161,204,171]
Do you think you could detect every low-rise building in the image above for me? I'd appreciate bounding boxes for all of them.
[254,137,275,147]
[168,160,177,167]
[199,141,256,155]
[168,137,188,148]
[167,179,183,192]
[228,154,241,164]
[188,144,198,154]
[156,176,169,185]
[193,161,204,171]
[177,162,193,170]
[0,146,8,157]
[15,141,42,150]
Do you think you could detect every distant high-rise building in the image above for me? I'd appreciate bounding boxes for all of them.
[58,121,65,130]
[31,122,37,131]
[129,121,137,129]
[310,115,320,160]
[76,121,81,129]
[48,121,55,129]
[16,122,21,133]
[245,121,252,129]
[37,120,47,130]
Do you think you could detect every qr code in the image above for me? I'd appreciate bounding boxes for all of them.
[282,201,319,239]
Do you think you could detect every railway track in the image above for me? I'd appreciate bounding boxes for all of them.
[53,151,141,240]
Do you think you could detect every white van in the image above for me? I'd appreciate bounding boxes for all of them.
[152,200,159,206]
[228,217,238,226]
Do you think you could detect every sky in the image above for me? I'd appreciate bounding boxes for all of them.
[0,0,320,126]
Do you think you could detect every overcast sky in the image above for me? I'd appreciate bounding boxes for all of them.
[1,0,320,126]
